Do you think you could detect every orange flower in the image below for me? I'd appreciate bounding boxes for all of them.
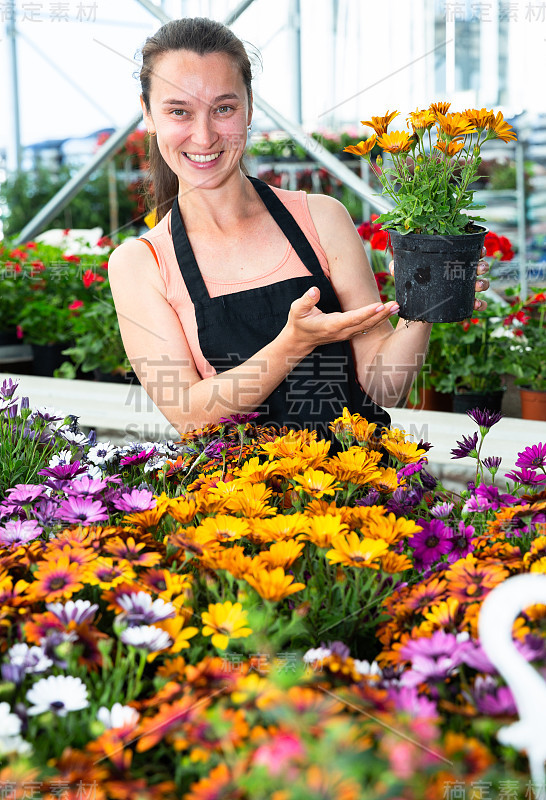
[28,555,85,601]
[463,107,495,130]
[292,468,341,498]
[486,110,517,142]
[446,555,509,603]
[434,139,466,157]
[429,101,451,116]
[343,135,377,157]
[196,515,251,543]
[379,552,413,573]
[435,111,476,140]
[136,694,210,752]
[369,466,400,493]
[105,536,162,567]
[376,130,416,154]
[244,566,306,601]
[326,446,382,484]
[361,110,399,136]
[183,763,235,800]
[255,540,305,569]
[84,558,137,589]
[249,513,310,543]
[299,513,348,548]
[407,108,436,132]
[381,438,427,464]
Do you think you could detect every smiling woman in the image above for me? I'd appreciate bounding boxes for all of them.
[107,17,488,444]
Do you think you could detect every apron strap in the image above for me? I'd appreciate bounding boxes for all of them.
[247,176,325,279]
[171,177,327,307]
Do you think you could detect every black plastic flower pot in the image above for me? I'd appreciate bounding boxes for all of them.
[389,227,487,323]
[452,389,505,414]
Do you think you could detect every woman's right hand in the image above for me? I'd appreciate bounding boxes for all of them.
[282,285,399,357]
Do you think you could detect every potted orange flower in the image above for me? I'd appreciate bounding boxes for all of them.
[344,104,516,322]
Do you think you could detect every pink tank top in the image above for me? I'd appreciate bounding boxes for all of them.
[139,185,331,379]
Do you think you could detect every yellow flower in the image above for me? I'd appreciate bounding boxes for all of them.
[233,457,271,483]
[376,130,416,154]
[364,513,422,545]
[201,601,252,650]
[434,139,466,157]
[329,409,379,445]
[435,111,476,140]
[231,673,280,708]
[486,110,517,142]
[165,496,197,524]
[407,109,436,133]
[463,107,495,130]
[244,567,306,601]
[255,540,305,569]
[208,545,254,579]
[299,513,348,548]
[249,513,310,543]
[382,427,408,444]
[300,438,332,467]
[370,466,400,493]
[361,110,399,136]
[326,446,382,484]
[148,615,199,661]
[326,532,389,569]
[260,429,317,459]
[195,515,251,543]
[381,439,427,464]
[343,135,377,157]
[292,468,341,498]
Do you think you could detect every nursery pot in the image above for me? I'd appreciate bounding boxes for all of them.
[31,343,71,377]
[389,227,487,323]
[519,388,546,421]
[452,389,505,414]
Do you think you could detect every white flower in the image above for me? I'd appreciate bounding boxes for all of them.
[26,675,89,717]
[84,463,104,480]
[120,625,172,652]
[117,591,176,625]
[0,702,23,737]
[302,646,332,664]
[144,456,168,473]
[0,734,32,757]
[353,659,382,678]
[87,441,118,466]
[97,702,140,730]
[46,599,98,626]
[56,427,89,447]
[48,449,73,468]
[8,643,52,674]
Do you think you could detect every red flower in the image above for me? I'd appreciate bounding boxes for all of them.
[357,218,382,241]
[528,292,546,304]
[26,242,37,250]
[63,228,71,235]
[484,231,514,261]
[30,260,46,274]
[498,235,514,261]
[461,318,480,331]
[370,230,390,251]
[483,232,500,256]
[100,261,109,270]
[9,248,27,260]
[96,235,114,248]
[515,309,530,324]
[69,300,84,311]
[63,254,81,264]
[514,329,524,337]
[16,325,23,340]
[82,269,105,289]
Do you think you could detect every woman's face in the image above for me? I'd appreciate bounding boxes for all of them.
[142,49,251,190]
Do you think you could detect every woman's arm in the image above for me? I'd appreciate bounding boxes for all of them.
[108,239,397,434]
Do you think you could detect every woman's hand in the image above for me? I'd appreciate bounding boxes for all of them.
[388,245,491,313]
[282,285,399,358]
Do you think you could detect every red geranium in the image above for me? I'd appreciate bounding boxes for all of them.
[357,214,381,242]
[82,269,105,289]
[461,318,480,332]
[63,254,81,264]
[370,230,390,251]
[69,300,84,312]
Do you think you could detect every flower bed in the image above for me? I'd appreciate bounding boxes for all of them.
[1,380,545,798]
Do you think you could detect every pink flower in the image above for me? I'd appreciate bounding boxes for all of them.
[253,733,305,776]
[68,300,84,312]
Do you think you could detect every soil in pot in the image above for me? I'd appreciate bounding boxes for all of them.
[389,227,487,323]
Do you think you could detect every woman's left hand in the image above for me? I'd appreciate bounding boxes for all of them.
[474,246,490,311]
[388,245,490,312]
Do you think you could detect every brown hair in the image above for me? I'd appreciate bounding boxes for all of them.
[139,17,255,223]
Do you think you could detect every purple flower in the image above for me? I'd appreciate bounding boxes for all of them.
[473,676,517,716]
[416,440,433,452]
[387,686,438,717]
[38,461,87,481]
[420,469,438,491]
[409,519,452,566]
[451,432,479,460]
[459,639,497,673]
[387,486,424,515]
[0,378,18,399]
[516,443,546,470]
[119,447,155,467]
[30,499,61,527]
[0,519,42,547]
[117,591,176,626]
[463,483,518,513]
[6,643,53,676]
[466,407,503,431]
[397,459,427,478]
[483,456,502,471]
[446,521,475,563]
[111,489,157,513]
[219,412,260,425]
[5,484,46,506]
[356,489,381,507]
[401,630,466,668]
[323,640,351,660]
[46,599,99,626]
[430,502,454,519]
[55,496,109,525]
[504,468,546,486]
[64,476,109,498]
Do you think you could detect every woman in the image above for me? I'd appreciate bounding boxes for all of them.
[108,17,489,440]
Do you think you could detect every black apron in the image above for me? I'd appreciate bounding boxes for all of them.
[170,176,390,442]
